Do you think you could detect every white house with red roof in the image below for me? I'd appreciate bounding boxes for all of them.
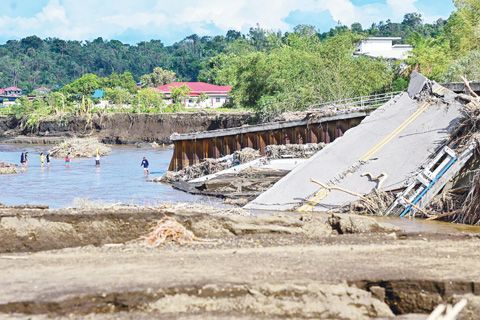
[156,82,232,108]
[0,86,22,106]
[0,86,22,96]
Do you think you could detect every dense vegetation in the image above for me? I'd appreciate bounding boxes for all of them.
[407,0,480,82]
[0,0,479,122]
[0,12,448,92]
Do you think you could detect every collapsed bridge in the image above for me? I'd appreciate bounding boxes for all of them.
[246,73,471,212]
[168,92,399,171]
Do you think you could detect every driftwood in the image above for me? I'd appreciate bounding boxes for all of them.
[462,76,479,98]
[426,210,461,221]
[310,178,368,200]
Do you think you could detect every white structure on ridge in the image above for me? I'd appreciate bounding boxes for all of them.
[355,37,413,60]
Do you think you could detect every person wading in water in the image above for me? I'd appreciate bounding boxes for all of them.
[141,157,149,175]
[40,153,46,167]
[65,153,71,166]
[20,152,26,167]
[95,149,101,166]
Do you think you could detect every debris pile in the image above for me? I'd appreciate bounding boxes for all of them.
[161,148,261,183]
[161,158,231,183]
[144,216,197,246]
[266,143,325,159]
[232,147,260,164]
[49,137,111,158]
[0,162,18,174]
[417,82,480,224]
[455,170,480,225]
[348,78,480,225]
[346,190,395,215]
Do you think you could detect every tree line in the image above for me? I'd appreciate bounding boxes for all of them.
[0,12,446,93]
[1,0,479,119]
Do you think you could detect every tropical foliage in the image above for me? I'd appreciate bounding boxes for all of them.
[2,1,480,122]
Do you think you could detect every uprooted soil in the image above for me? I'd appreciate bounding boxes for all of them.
[1,203,480,319]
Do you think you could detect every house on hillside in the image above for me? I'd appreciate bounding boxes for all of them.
[0,86,23,106]
[33,86,51,95]
[156,82,232,108]
[354,37,412,60]
[2,86,22,96]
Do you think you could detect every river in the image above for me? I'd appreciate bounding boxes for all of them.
[0,144,216,208]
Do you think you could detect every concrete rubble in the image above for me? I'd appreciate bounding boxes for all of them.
[159,144,328,205]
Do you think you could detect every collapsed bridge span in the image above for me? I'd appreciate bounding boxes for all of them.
[168,112,365,171]
[168,92,402,171]
[245,73,466,212]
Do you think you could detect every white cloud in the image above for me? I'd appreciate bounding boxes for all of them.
[0,0,451,44]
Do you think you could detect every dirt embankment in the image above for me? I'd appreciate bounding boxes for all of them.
[0,112,255,144]
[1,203,480,319]
[0,204,393,253]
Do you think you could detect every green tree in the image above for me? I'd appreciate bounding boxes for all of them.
[171,84,191,106]
[351,23,363,33]
[197,92,208,106]
[105,87,133,105]
[61,73,101,97]
[402,13,423,29]
[406,34,452,81]
[444,50,480,81]
[446,0,480,53]
[134,88,165,112]
[140,67,176,87]
[102,72,137,93]
[215,31,393,118]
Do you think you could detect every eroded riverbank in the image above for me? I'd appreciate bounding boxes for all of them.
[0,112,255,145]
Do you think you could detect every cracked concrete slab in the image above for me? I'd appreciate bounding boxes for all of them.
[245,82,463,212]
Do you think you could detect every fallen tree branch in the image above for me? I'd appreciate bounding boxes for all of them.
[401,197,432,218]
[426,210,461,221]
[310,178,368,200]
[461,76,479,98]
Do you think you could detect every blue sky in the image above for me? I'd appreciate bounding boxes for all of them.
[0,0,456,45]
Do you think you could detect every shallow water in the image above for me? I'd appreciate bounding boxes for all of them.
[0,144,218,208]
[376,215,480,234]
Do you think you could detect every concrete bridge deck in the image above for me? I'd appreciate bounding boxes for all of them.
[245,76,464,211]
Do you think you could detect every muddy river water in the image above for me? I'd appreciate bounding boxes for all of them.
[1,143,480,236]
[0,144,215,208]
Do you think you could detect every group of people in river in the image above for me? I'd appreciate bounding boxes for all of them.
[19,151,96,168]
[19,151,151,174]
[20,151,52,167]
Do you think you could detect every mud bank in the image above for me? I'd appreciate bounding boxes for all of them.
[0,112,255,144]
[1,203,480,319]
[0,204,392,253]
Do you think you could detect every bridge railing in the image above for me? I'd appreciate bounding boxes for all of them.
[308,91,402,111]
